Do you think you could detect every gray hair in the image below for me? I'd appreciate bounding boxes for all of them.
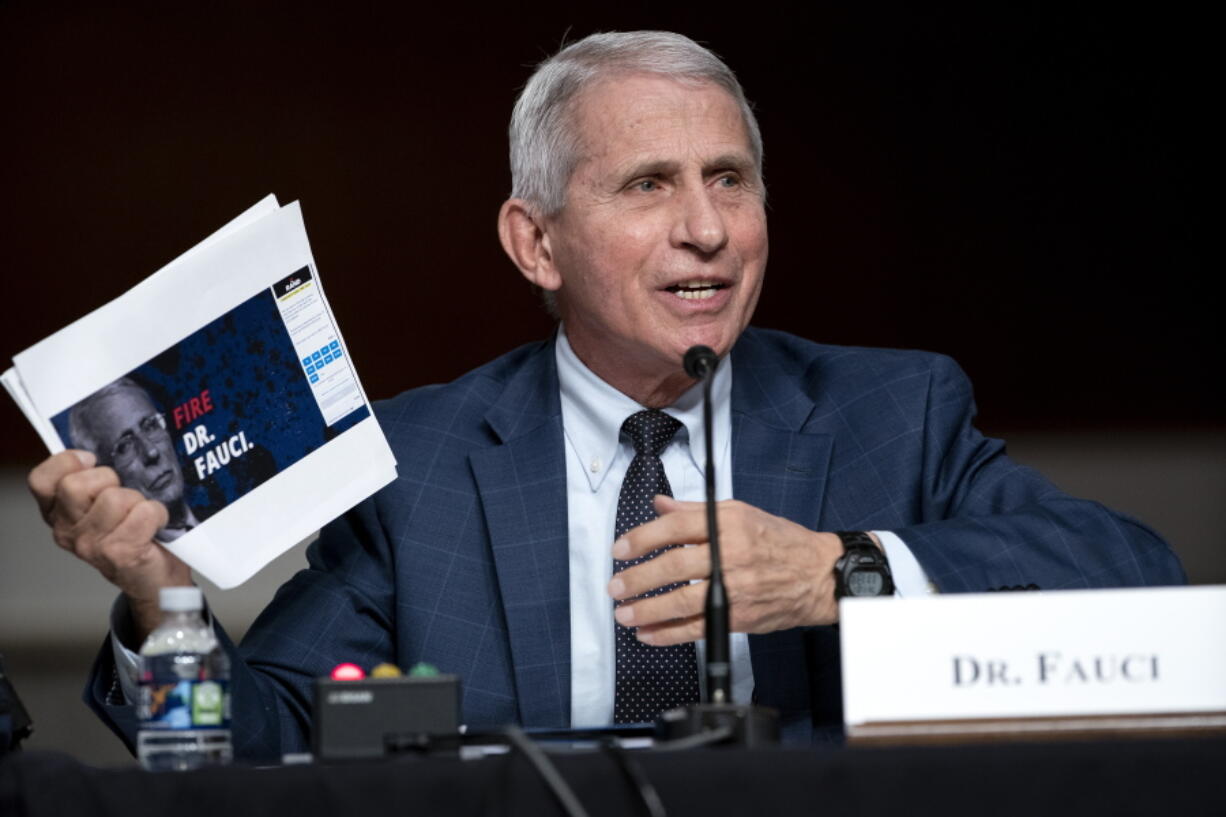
[67,377,150,459]
[509,31,764,216]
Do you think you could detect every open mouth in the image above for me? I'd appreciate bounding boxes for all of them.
[664,280,729,300]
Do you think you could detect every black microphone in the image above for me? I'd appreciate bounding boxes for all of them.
[682,345,731,705]
[683,345,718,381]
[654,346,779,747]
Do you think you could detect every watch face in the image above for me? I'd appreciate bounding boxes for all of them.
[848,570,885,597]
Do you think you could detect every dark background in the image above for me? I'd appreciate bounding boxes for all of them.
[1,3,1217,464]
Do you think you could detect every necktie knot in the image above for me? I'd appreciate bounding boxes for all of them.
[621,409,682,458]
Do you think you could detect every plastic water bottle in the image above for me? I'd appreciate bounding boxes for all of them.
[137,586,232,770]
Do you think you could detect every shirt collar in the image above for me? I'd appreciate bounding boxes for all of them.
[555,325,732,492]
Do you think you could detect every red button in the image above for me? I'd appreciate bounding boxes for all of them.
[330,662,366,681]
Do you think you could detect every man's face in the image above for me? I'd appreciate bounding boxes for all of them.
[87,388,184,508]
[544,74,768,389]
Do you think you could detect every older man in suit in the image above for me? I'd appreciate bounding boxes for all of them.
[28,32,1185,760]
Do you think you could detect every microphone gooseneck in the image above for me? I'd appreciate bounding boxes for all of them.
[655,346,778,747]
[683,344,731,705]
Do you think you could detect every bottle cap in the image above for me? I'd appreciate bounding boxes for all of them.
[158,586,204,612]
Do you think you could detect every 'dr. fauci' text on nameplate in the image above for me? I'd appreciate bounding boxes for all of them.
[839,585,1226,744]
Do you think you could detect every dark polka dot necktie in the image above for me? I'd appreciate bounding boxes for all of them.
[613,409,700,724]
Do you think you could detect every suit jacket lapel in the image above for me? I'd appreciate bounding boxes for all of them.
[730,330,834,721]
[469,340,571,728]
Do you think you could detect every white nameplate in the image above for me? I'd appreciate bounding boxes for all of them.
[840,585,1226,742]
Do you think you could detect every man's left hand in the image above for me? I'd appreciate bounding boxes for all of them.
[607,495,845,645]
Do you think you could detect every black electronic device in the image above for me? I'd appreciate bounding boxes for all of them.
[0,654,34,756]
[311,673,460,761]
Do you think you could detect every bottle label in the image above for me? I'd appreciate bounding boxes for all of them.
[140,679,231,730]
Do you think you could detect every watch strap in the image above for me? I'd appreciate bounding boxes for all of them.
[833,531,895,598]
[834,530,878,552]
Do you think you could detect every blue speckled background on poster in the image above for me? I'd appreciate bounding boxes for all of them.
[51,287,369,521]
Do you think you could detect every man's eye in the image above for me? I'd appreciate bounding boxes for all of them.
[634,179,658,192]
[716,174,740,188]
[113,438,133,458]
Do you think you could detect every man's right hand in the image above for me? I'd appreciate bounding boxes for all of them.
[28,449,192,640]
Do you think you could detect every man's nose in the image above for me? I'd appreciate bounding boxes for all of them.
[671,185,729,255]
[141,440,162,463]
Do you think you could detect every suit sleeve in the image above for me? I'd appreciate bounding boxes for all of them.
[889,354,1186,592]
[83,494,397,764]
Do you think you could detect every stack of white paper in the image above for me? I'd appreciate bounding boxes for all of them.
[3,196,397,588]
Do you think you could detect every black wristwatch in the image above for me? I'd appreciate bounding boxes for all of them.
[833,531,895,599]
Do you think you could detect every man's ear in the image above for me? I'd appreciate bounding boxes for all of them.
[498,198,562,292]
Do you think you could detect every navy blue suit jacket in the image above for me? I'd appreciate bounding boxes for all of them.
[88,328,1185,760]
